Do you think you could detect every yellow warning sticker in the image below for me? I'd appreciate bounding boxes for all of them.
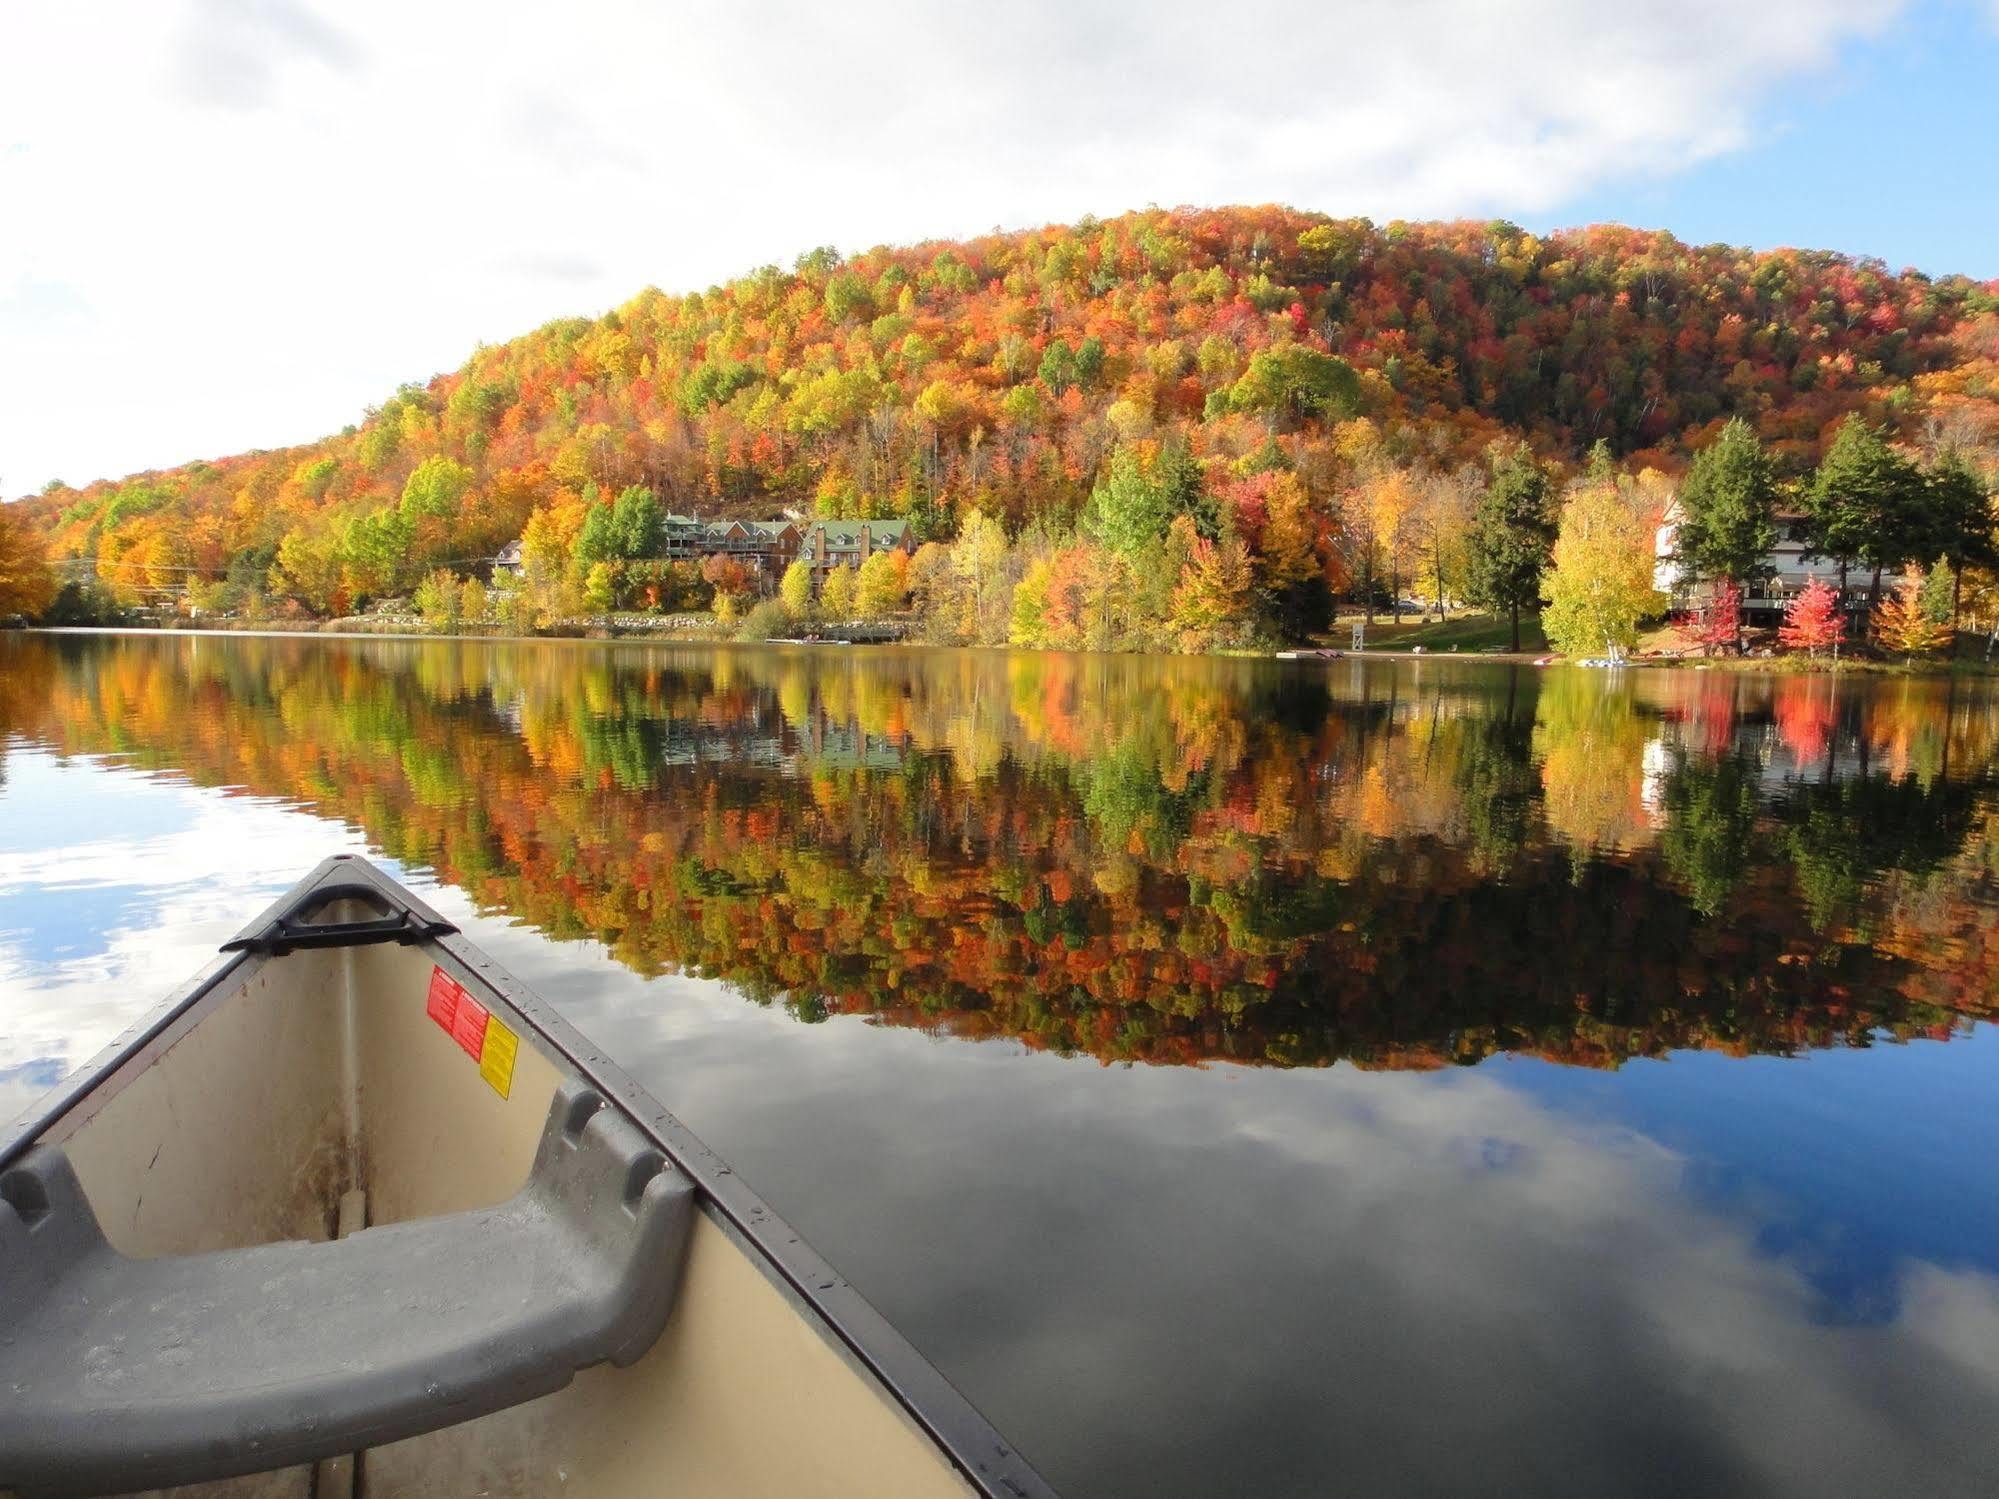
[478,1017,519,1100]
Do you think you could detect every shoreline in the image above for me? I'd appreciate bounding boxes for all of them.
[18,625,1997,676]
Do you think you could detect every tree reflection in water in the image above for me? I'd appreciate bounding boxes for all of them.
[7,633,1999,1072]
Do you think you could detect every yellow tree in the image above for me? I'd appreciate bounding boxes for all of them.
[821,563,856,620]
[1541,480,1663,657]
[780,560,814,617]
[1170,519,1254,651]
[1364,467,1421,616]
[855,551,906,617]
[0,502,55,618]
[950,508,1011,643]
[1872,568,1953,661]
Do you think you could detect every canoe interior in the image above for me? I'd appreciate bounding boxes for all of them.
[22,923,974,1499]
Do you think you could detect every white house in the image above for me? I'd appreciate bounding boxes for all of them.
[1655,500,1902,621]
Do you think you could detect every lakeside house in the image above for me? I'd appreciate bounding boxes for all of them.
[796,519,914,576]
[495,516,914,586]
[660,517,802,577]
[1654,499,1903,623]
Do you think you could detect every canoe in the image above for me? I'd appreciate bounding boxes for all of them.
[0,856,1055,1499]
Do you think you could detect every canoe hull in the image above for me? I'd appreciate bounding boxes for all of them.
[2,857,1049,1499]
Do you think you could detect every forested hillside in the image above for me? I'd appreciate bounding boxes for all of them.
[17,205,1999,628]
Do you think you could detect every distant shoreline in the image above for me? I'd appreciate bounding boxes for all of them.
[20,624,1998,677]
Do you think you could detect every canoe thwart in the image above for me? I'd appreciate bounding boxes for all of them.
[221,872,457,956]
[0,1079,695,1497]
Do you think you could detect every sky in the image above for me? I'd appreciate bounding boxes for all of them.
[1,0,1996,497]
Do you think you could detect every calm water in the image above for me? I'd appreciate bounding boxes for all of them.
[6,632,1999,1496]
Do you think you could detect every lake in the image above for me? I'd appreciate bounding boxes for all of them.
[6,631,1999,1497]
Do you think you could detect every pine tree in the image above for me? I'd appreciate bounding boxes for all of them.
[1465,452,1555,651]
[1674,418,1777,592]
[1777,578,1844,660]
[1925,451,1996,628]
[1805,416,1927,605]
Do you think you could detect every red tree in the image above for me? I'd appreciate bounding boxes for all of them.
[1689,580,1742,658]
[1777,578,1844,660]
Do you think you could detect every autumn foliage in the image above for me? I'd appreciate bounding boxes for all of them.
[13,207,1997,624]
[0,502,55,619]
[6,635,1998,1073]
[1777,578,1846,658]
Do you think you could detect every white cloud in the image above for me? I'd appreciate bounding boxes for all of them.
[0,0,1904,493]
[0,749,373,1088]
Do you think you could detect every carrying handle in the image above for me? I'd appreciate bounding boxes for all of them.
[222,880,455,956]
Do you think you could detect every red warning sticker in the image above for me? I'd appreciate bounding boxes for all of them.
[426,966,463,1032]
[451,993,490,1060]
[426,964,512,1094]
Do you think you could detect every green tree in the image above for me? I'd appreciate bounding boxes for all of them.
[1674,418,1776,590]
[1073,335,1106,389]
[413,568,463,632]
[1465,452,1555,651]
[582,561,616,617]
[1541,481,1663,657]
[1225,347,1361,426]
[1037,341,1076,394]
[1804,416,1926,604]
[780,560,814,617]
[1924,450,1995,627]
[1156,438,1220,539]
[1084,446,1174,558]
[398,456,474,521]
[607,485,664,559]
[575,499,617,565]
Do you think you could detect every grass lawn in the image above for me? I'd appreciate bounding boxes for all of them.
[1337,610,1549,653]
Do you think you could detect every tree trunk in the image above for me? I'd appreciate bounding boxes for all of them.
[1509,601,1521,653]
[1869,563,1883,614]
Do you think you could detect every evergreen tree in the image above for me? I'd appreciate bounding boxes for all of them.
[1465,452,1555,651]
[1156,438,1220,540]
[1804,416,1927,604]
[1924,450,1996,627]
[1674,418,1776,589]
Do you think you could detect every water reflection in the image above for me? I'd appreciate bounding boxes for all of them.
[5,634,1997,1073]
[10,635,1999,1495]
